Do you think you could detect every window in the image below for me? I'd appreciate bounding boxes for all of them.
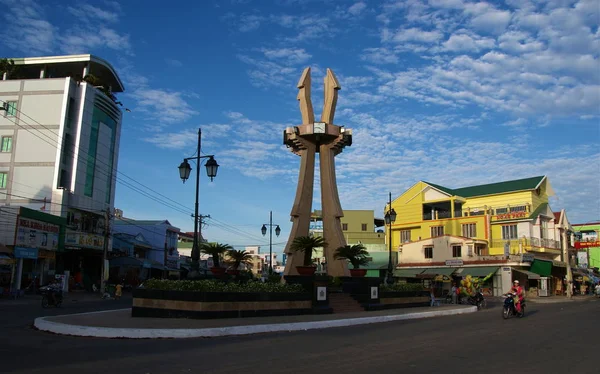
[5,101,17,116]
[495,207,508,214]
[540,220,548,239]
[502,224,518,239]
[400,230,411,243]
[342,223,348,231]
[424,247,433,259]
[452,245,462,257]
[361,223,367,231]
[510,205,527,213]
[0,172,7,189]
[461,223,477,238]
[431,226,444,237]
[1,136,12,152]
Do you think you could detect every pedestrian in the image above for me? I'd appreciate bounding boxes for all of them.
[451,282,458,304]
[115,282,123,300]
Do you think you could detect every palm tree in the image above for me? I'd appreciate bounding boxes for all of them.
[200,242,233,268]
[334,244,370,269]
[289,235,327,266]
[226,249,253,270]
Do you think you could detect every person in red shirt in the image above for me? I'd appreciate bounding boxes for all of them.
[511,280,524,313]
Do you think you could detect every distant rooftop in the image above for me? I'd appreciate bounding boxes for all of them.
[6,54,124,92]
[424,176,550,198]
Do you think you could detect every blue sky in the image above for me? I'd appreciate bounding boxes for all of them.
[1,0,599,254]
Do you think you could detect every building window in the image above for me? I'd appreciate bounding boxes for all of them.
[510,205,527,212]
[424,246,433,259]
[452,245,462,257]
[400,230,411,243]
[5,101,17,116]
[461,223,477,238]
[502,224,518,239]
[1,136,12,152]
[495,207,508,214]
[361,223,367,231]
[0,172,7,189]
[431,226,444,237]
[540,220,548,239]
[342,223,348,231]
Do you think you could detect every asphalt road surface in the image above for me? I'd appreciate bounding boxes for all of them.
[1,296,598,374]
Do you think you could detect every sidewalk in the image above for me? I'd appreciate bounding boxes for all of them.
[0,292,132,306]
[34,304,477,339]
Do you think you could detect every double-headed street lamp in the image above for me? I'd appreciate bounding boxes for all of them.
[261,211,281,274]
[384,192,397,285]
[178,128,219,278]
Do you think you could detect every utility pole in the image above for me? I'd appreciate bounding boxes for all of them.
[100,207,111,294]
[562,228,573,298]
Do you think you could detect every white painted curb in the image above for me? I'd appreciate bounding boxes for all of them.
[34,306,477,339]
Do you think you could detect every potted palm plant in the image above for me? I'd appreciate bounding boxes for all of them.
[289,235,327,276]
[225,249,253,275]
[200,242,233,276]
[334,244,370,277]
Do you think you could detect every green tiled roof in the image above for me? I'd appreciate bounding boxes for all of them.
[528,203,549,220]
[424,176,546,198]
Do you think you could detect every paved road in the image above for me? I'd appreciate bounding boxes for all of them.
[1,296,598,374]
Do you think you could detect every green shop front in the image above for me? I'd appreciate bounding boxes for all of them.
[13,208,65,290]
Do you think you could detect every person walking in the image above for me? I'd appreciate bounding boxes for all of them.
[451,282,458,304]
[114,282,123,300]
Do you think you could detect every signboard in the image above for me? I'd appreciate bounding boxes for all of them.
[14,246,39,259]
[166,255,179,269]
[492,211,528,221]
[521,253,535,263]
[445,259,463,266]
[577,251,588,268]
[575,241,600,249]
[65,231,104,250]
[15,217,59,251]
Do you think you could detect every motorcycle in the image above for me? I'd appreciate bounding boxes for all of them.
[40,285,63,308]
[467,290,486,310]
[502,292,525,319]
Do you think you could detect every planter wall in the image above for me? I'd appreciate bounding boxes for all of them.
[379,291,430,309]
[132,288,314,319]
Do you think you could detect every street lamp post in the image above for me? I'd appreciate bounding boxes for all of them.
[384,192,397,285]
[178,128,219,278]
[261,211,281,274]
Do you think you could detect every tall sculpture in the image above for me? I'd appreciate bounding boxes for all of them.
[282,67,353,277]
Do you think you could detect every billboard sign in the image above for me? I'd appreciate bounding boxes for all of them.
[15,217,59,251]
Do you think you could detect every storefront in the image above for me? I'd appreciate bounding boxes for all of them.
[58,230,105,291]
[13,209,63,290]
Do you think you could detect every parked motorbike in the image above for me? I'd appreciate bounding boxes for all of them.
[502,292,525,319]
[40,285,63,308]
[467,290,486,310]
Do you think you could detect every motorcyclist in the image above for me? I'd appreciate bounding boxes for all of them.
[510,280,524,313]
[47,278,62,305]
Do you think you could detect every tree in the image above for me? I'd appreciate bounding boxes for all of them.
[200,242,233,268]
[226,249,253,270]
[334,244,370,269]
[289,235,327,266]
[0,58,16,78]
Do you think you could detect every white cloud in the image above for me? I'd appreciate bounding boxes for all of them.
[129,88,198,124]
[165,59,183,67]
[441,32,496,52]
[391,27,444,43]
[0,0,56,54]
[348,2,367,16]
[360,47,399,64]
[470,9,512,34]
[260,48,312,65]
[67,4,120,23]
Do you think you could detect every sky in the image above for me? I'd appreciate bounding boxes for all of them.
[0,0,598,255]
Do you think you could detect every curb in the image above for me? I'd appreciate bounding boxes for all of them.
[34,306,478,339]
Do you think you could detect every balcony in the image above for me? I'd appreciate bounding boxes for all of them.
[490,237,561,255]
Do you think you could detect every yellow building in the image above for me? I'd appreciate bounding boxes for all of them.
[390,176,569,296]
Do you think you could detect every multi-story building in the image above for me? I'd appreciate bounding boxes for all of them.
[0,54,123,290]
[112,217,180,277]
[390,176,571,296]
[572,222,600,270]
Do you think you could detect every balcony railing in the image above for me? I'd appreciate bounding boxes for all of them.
[491,237,561,252]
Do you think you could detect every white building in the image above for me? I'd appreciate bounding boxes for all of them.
[0,54,124,290]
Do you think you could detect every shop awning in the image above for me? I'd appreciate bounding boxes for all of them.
[394,268,427,278]
[513,268,541,280]
[109,256,143,268]
[529,259,552,277]
[420,268,457,276]
[457,266,499,278]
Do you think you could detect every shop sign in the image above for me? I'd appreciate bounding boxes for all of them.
[166,255,179,269]
[65,231,104,250]
[521,253,535,263]
[574,241,600,249]
[492,211,528,221]
[15,217,59,251]
[445,259,463,266]
[14,246,39,259]
[577,251,588,268]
